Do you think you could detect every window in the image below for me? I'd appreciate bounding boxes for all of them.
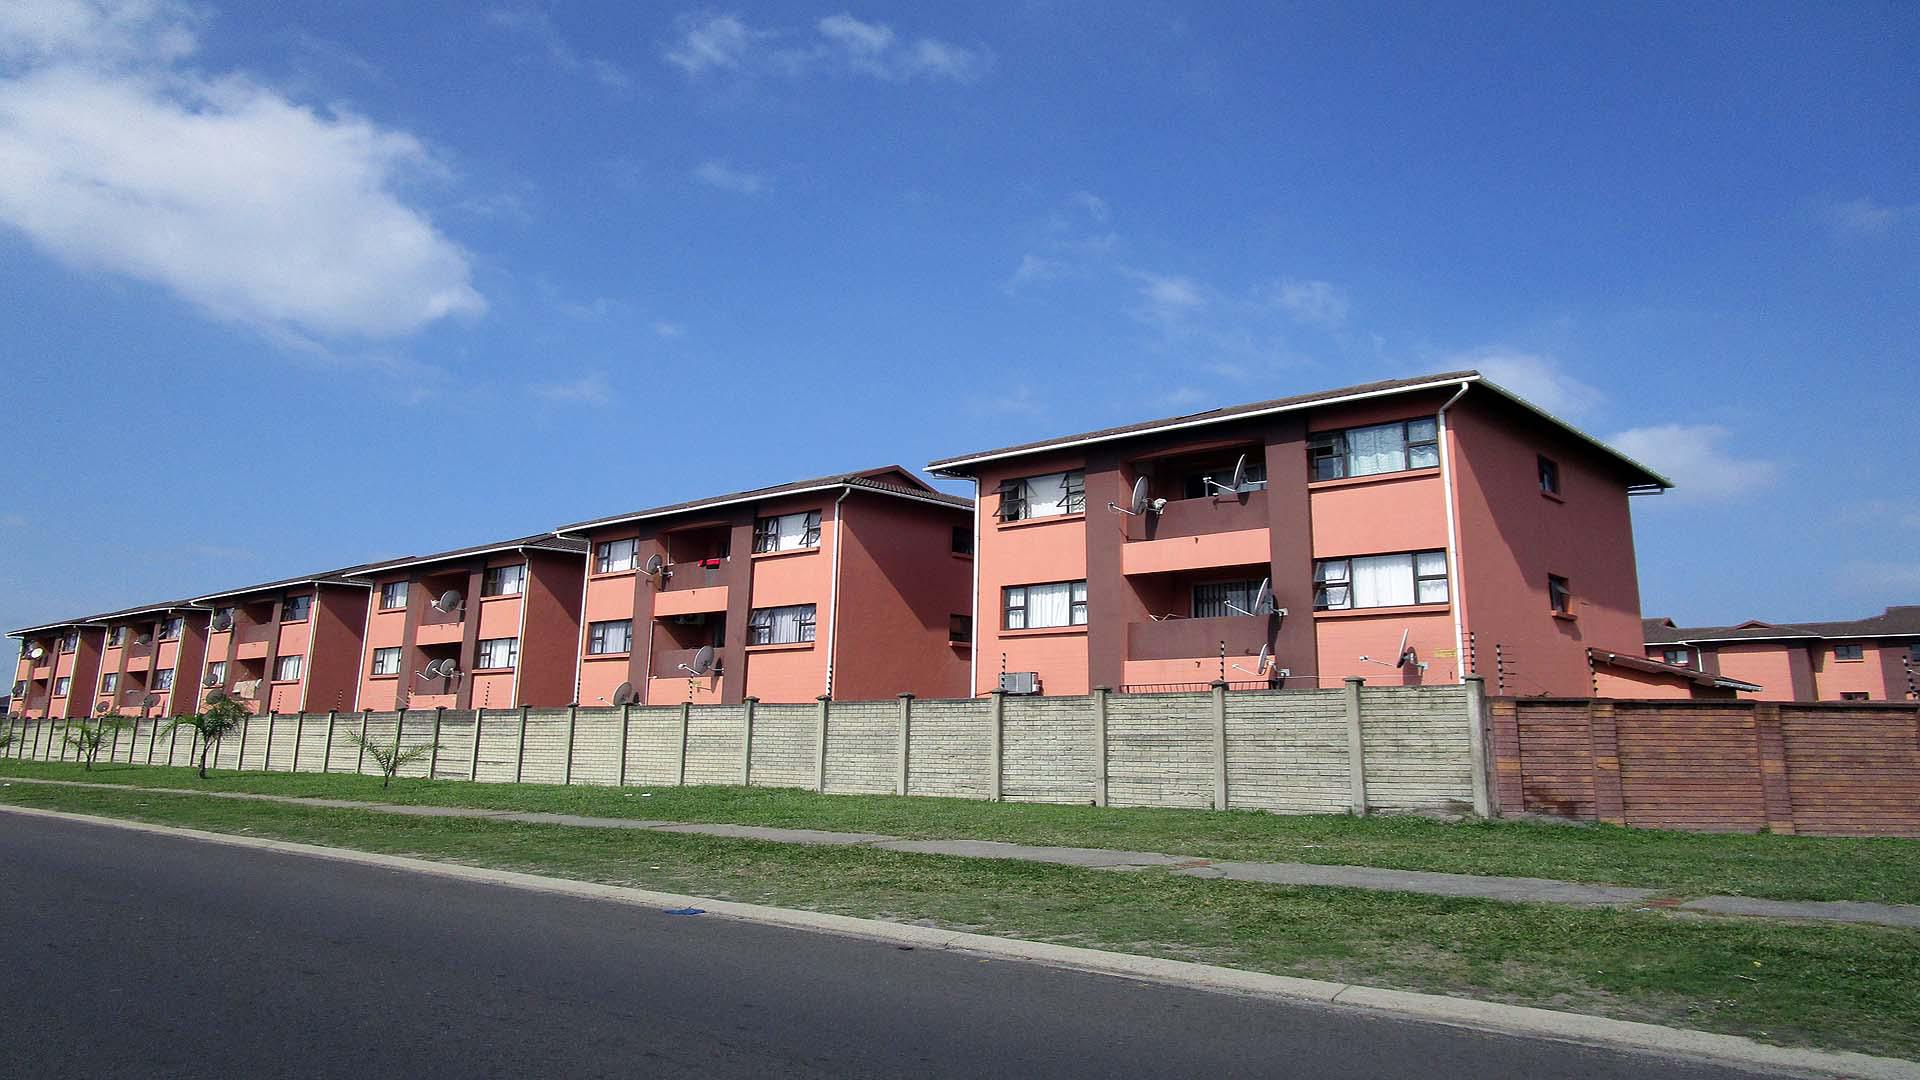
[208,661,226,686]
[475,637,518,670]
[1840,692,1870,701]
[101,673,118,694]
[1910,644,1920,664]
[1538,456,1561,497]
[1314,551,1449,610]
[59,631,77,652]
[997,470,1085,522]
[154,668,174,691]
[212,606,235,630]
[109,627,127,647]
[1833,643,1865,662]
[748,604,817,646]
[1662,648,1691,667]
[1003,581,1088,630]
[1183,459,1268,500]
[274,655,303,682]
[1307,418,1439,481]
[54,676,71,697]
[951,525,974,556]
[752,511,822,554]
[281,594,312,622]
[481,564,526,597]
[159,617,182,640]
[1192,580,1269,619]
[1549,575,1572,616]
[380,581,408,610]
[596,538,639,574]
[371,647,401,676]
[949,614,972,643]
[588,619,633,655]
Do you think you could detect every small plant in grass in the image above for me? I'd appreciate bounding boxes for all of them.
[63,713,127,771]
[165,697,250,779]
[343,728,441,789]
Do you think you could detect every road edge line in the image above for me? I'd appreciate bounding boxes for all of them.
[1,802,1913,1080]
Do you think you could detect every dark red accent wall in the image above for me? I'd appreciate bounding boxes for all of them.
[519,550,585,707]
[309,586,370,714]
[832,494,972,701]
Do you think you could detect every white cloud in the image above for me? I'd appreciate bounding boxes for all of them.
[664,11,757,75]
[1067,190,1108,223]
[692,159,766,195]
[815,14,987,81]
[1606,423,1778,502]
[1003,253,1059,292]
[487,7,631,90]
[0,0,483,342]
[531,372,613,406]
[1133,271,1206,324]
[1270,278,1349,327]
[1458,349,1603,421]
[1822,196,1916,239]
[652,320,685,338]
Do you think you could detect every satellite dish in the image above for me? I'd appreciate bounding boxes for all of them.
[1227,578,1273,617]
[1129,476,1150,515]
[135,632,152,646]
[206,688,229,704]
[678,644,716,677]
[1255,642,1272,675]
[1394,628,1414,669]
[610,681,636,706]
[95,701,111,715]
[202,670,221,688]
[27,645,45,660]
[439,662,462,681]
[142,693,160,707]
[642,553,666,578]
[432,590,462,614]
[421,658,447,679]
[1229,452,1250,492]
[212,612,232,632]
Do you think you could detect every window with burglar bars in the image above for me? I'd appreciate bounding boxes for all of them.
[588,619,633,655]
[1307,418,1439,482]
[371,648,401,676]
[753,511,822,554]
[1004,581,1088,629]
[748,604,816,645]
[475,637,519,669]
[1314,551,1449,610]
[596,538,638,573]
[1192,580,1267,618]
[380,581,408,609]
[482,564,526,596]
[997,470,1085,522]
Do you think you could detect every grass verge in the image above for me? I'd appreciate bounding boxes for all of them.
[2,781,1915,1059]
[3,758,1918,904]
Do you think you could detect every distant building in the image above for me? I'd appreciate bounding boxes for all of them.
[1644,607,1920,701]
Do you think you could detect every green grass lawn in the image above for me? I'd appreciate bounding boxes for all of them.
[3,757,1918,904]
[2,779,1915,1060]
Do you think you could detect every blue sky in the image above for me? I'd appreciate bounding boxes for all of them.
[1,1,1915,637]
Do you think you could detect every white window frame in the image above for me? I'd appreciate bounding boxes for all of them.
[596,538,639,574]
[371,647,402,676]
[380,581,409,610]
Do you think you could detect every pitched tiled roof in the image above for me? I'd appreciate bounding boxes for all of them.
[1646,607,1920,644]
[1589,648,1764,692]
[553,466,969,534]
[347,533,589,577]
[925,370,1671,489]
[189,563,387,604]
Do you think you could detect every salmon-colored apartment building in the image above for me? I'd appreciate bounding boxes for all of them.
[555,468,973,706]
[347,534,587,712]
[191,570,374,715]
[10,617,103,719]
[1644,607,1920,702]
[91,601,210,717]
[929,371,1682,699]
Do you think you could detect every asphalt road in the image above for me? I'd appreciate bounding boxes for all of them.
[0,813,1776,1079]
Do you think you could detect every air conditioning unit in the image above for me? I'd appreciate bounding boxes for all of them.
[999,672,1042,695]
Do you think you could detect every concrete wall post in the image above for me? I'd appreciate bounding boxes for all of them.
[677,702,691,787]
[988,690,1005,801]
[1210,679,1229,811]
[1344,676,1368,815]
[740,698,757,786]
[291,712,304,774]
[563,704,577,786]
[469,709,484,782]
[1462,676,1491,817]
[514,705,529,784]
[896,693,913,796]
[814,696,830,793]
[429,707,444,780]
[1091,686,1110,808]
[617,704,630,787]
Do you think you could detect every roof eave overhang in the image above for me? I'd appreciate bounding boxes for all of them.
[190,579,371,604]
[347,541,579,578]
[553,483,966,537]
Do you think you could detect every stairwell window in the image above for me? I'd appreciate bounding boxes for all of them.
[1307,418,1439,481]
[748,604,816,645]
[380,581,408,610]
[482,564,526,597]
[371,648,401,676]
[1004,581,1088,629]
[596,538,638,573]
[753,511,822,554]
[1549,575,1573,616]
[1314,551,1449,610]
[998,470,1085,522]
[475,637,518,670]
[282,594,312,622]
[274,655,302,682]
[1538,456,1562,497]
[588,619,633,655]
[1834,643,1865,661]
[54,677,71,697]
[154,668,174,691]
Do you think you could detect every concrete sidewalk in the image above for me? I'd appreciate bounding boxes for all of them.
[6,776,1918,930]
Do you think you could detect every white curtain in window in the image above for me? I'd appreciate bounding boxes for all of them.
[768,604,814,643]
[1346,423,1407,477]
[1351,554,1415,607]
[1025,582,1073,627]
[1023,473,1070,517]
[775,513,812,550]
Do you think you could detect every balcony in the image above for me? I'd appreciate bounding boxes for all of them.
[1127,615,1274,662]
[1131,489,1268,543]
[653,585,729,618]
[650,647,727,680]
[1122,526,1271,577]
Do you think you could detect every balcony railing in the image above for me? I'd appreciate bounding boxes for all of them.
[1126,614,1273,662]
[1131,489,1268,543]
[650,647,726,680]
[660,557,738,592]
[420,602,466,627]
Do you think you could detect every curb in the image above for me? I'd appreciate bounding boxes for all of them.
[1,803,1914,1080]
